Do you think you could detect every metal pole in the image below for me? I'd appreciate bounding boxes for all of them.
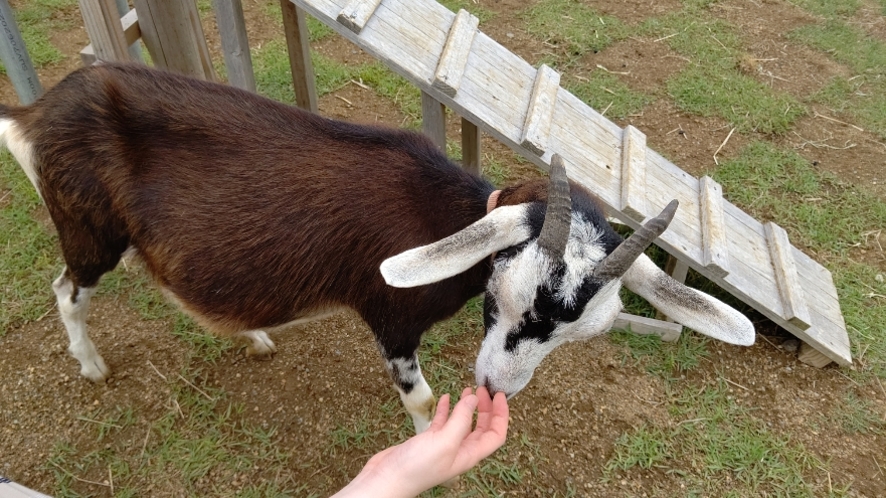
[0,0,43,104]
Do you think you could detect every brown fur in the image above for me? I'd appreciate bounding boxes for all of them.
[2,63,546,360]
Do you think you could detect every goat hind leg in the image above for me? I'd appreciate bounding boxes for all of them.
[53,269,108,382]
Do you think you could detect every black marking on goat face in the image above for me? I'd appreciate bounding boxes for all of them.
[503,266,605,352]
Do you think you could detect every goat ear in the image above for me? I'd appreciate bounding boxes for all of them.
[381,205,532,288]
[621,254,755,346]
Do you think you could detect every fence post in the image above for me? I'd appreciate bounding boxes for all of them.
[213,0,255,91]
[0,1,43,104]
[115,0,143,61]
[78,0,131,62]
[132,0,215,80]
[421,91,446,150]
[461,118,480,175]
[280,0,317,112]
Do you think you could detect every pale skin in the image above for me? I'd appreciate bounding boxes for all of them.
[332,387,509,498]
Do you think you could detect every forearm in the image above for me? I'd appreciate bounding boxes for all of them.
[330,466,416,498]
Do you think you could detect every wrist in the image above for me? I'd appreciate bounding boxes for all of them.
[331,462,416,498]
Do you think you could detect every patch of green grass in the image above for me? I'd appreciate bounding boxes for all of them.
[1,0,78,74]
[0,151,62,334]
[522,0,628,60]
[352,63,422,126]
[641,13,805,133]
[790,21,886,75]
[438,0,495,24]
[605,381,821,495]
[791,0,860,18]
[609,330,709,377]
[48,369,294,496]
[262,0,334,42]
[567,71,653,120]
[831,392,886,434]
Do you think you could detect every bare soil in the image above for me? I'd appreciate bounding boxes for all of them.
[1,0,885,497]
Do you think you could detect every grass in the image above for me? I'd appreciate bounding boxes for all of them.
[609,330,710,377]
[47,365,297,497]
[438,0,495,24]
[605,380,822,496]
[0,0,78,74]
[641,12,805,133]
[567,71,653,120]
[522,0,628,61]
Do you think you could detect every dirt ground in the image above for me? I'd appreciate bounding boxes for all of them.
[1,0,885,497]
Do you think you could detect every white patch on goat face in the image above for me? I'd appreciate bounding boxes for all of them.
[0,118,41,198]
[474,213,622,397]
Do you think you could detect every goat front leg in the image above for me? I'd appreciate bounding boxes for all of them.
[384,353,436,433]
[52,269,108,382]
[235,330,276,356]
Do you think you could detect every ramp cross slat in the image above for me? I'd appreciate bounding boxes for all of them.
[288,0,852,366]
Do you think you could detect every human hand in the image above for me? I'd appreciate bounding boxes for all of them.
[332,386,509,498]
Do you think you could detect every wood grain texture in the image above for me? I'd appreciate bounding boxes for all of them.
[337,0,382,33]
[461,117,481,175]
[214,0,256,91]
[421,92,446,150]
[699,176,730,278]
[78,0,130,62]
[132,0,214,80]
[281,0,318,111]
[619,125,647,222]
[765,222,812,330]
[520,64,560,156]
[612,313,682,342]
[432,9,478,97]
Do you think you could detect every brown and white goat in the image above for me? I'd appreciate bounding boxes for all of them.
[0,64,754,432]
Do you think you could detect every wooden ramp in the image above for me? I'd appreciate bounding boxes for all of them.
[288,0,851,366]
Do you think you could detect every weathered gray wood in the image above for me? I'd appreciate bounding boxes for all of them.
[280,1,318,112]
[337,0,382,33]
[461,118,481,175]
[80,8,142,66]
[611,313,682,342]
[699,176,730,278]
[132,0,214,80]
[520,64,559,156]
[0,0,43,103]
[214,0,256,91]
[79,0,130,62]
[798,341,833,368]
[290,0,851,367]
[115,0,143,61]
[620,125,648,222]
[432,9,478,98]
[422,92,447,150]
[765,222,812,330]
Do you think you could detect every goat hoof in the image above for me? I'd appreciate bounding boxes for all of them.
[246,335,277,357]
[79,356,110,383]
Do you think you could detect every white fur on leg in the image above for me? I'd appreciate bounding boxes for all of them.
[387,357,436,433]
[52,271,108,382]
[237,330,276,356]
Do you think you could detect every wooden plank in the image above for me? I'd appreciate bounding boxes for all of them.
[620,125,647,222]
[78,0,130,62]
[337,0,382,34]
[798,341,833,368]
[80,8,142,66]
[519,64,560,156]
[214,0,256,92]
[132,0,214,80]
[281,1,318,112]
[699,176,730,278]
[461,118,481,176]
[432,9,479,97]
[611,313,682,342]
[765,222,812,330]
[114,0,143,62]
[421,92,447,150]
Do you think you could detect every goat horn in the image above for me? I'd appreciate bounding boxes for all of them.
[536,154,572,261]
[593,199,679,280]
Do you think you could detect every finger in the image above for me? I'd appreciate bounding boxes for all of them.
[460,387,473,400]
[473,386,494,431]
[441,393,479,441]
[428,394,451,432]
